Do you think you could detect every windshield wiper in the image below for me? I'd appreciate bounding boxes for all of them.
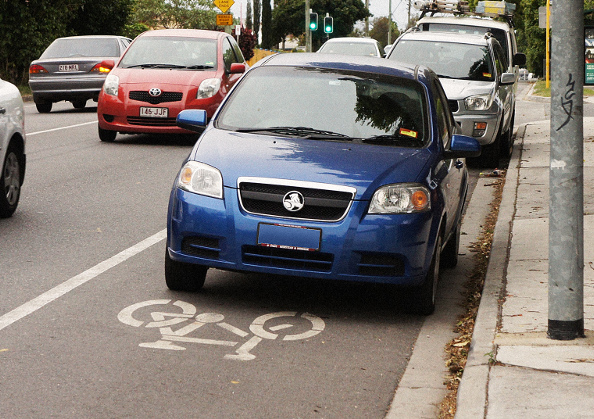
[235,126,353,140]
[185,64,215,70]
[125,63,186,69]
[361,134,421,146]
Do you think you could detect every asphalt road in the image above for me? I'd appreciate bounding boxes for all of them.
[0,84,551,418]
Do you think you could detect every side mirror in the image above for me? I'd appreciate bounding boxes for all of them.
[500,72,516,85]
[384,44,393,56]
[229,63,246,74]
[444,134,481,159]
[177,109,208,132]
[99,59,115,73]
[513,53,526,67]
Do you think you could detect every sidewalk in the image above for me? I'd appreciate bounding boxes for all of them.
[455,110,594,416]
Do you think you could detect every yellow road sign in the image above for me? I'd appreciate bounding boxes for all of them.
[214,0,234,13]
[216,13,234,26]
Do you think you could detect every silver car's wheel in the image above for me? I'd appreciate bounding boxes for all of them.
[0,147,22,218]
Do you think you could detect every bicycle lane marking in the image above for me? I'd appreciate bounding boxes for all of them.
[0,229,167,332]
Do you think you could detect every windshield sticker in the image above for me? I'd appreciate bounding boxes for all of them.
[482,73,492,78]
[399,128,418,138]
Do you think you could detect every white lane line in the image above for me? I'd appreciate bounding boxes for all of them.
[27,121,97,136]
[0,229,167,332]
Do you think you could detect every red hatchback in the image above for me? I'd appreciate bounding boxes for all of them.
[97,29,247,142]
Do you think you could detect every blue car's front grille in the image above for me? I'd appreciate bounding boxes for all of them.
[358,253,405,277]
[238,181,354,222]
[182,236,221,260]
[242,245,333,272]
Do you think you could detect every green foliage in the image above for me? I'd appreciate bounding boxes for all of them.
[261,0,273,49]
[0,0,78,84]
[131,0,217,30]
[270,0,369,50]
[517,0,546,76]
[233,28,257,61]
[369,17,400,50]
[69,0,134,35]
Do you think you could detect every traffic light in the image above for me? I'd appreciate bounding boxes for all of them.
[324,16,333,34]
[309,12,318,31]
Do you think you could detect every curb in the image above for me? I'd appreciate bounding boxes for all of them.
[454,123,526,418]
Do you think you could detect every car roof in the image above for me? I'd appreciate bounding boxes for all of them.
[398,30,491,46]
[137,29,227,40]
[323,37,378,44]
[417,15,512,31]
[257,52,428,81]
[55,35,128,40]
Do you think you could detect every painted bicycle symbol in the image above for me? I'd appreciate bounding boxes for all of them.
[117,299,325,361]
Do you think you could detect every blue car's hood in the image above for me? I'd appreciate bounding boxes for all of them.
[191,130,433,199]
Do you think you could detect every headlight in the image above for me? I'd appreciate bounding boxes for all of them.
[177,161,223,199]
[465,94,492,111]
[103,74,119,96]
[197,78,221,99]
[369,184,430,214]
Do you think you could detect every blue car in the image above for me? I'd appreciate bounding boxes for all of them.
[166,54,480,315]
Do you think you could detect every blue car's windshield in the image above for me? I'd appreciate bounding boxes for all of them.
[216,66,428,146]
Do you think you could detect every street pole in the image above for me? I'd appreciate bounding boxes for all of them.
[548,0,585,340]
[305,0,311,53]
[388,0,392,45]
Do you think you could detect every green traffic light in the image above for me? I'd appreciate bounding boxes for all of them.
[309,12,318,31]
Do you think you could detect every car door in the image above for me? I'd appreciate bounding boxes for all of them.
[493,40,513,133]
[432,77,466,235]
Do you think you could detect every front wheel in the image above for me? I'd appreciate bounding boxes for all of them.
[98,126,117,142]
[405,235,442,315]
[72,99,87,109]
[0,145,23,218]
[165,250,208,292]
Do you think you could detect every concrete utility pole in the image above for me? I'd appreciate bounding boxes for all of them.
[305,0,311,53]
[548,0,585,340]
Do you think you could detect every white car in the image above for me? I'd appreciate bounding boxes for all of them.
[317,37,384,57]
[0,78,26,217]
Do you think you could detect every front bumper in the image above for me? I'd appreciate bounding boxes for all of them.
[98,91,221,135]
[166,186,440,287]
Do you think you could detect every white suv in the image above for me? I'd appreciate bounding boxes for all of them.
[387,30,515,167]
[0,78,26,217]
[415,14,526,158]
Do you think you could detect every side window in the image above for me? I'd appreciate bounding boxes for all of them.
[222,38,237,70]
[229,37,245,63]
[432,79,451,146]
[493,42,507,74]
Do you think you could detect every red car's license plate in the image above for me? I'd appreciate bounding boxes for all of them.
[58,64,79,72]
[140,107,169,118]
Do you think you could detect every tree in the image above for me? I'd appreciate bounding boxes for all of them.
[130,0,217,30]
[69,0,134,35]
[261,0,273,49]
[515,0,545,76]
[247,1,253,30]
[233,27,257,61]
[253,0,261,44]
[270,0,369,50]
[0,0,80,84]
[369,16,400,50]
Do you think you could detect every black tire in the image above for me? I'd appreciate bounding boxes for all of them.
[72,99,87,109]
[0,145,23,218]
[165,250,208,292]
[501,113,515,158]
[98,126,117,142]
[441,218,460,269]
[406,234,442,316]
[476,126,501,168]
[35,102,52,113]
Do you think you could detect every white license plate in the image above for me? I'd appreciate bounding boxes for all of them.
[58,64,79,72]
[140,107,169,118]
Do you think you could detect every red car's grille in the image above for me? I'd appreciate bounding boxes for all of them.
[129,91,183,104]
[127,116,177,126]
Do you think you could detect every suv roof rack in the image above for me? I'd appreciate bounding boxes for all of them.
[414,1,516,25]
